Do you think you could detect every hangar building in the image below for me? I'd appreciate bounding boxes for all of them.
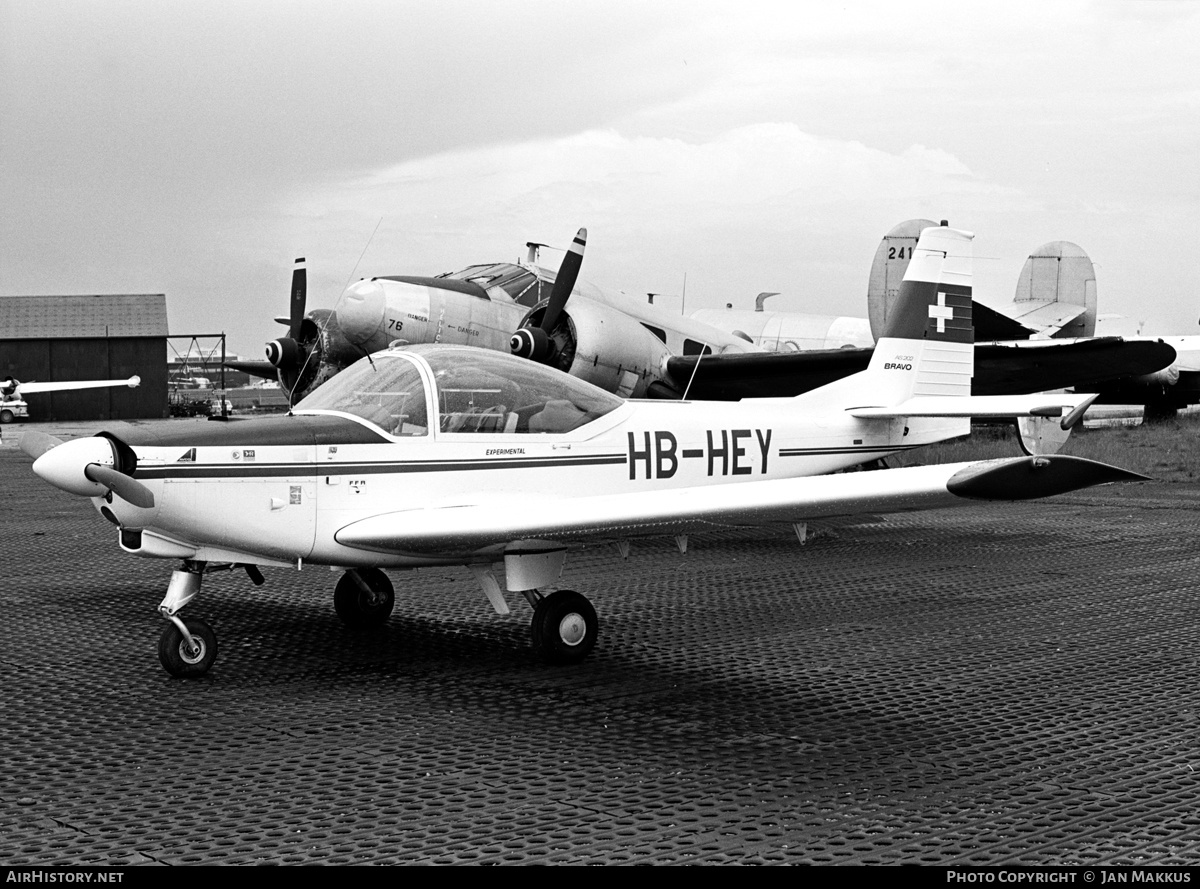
[0,295,169,421]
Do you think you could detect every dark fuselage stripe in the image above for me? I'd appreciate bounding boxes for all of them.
[138,453,628,480]
[778,445,912,456]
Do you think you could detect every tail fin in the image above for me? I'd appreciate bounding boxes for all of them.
[861,224,975,406]
[866,218,936,341]
[1012,241,1097,338]
[848,226,1098,453]
[795,224,974,444]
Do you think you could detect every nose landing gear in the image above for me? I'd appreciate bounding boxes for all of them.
[158,616,218,678]
[156,562,219,678]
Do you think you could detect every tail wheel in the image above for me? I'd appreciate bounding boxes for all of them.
[158,617,218,678]
[532,590,598,665]
[334,568,395,627]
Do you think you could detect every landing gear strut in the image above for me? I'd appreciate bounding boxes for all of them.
[334,568,395,628]
[530,589,598,664]
[156,561,219,678]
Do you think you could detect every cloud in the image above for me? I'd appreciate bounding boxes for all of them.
[277,123,1022,315]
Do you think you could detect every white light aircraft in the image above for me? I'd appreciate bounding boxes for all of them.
[1,375,141,424]
[22,227,1141,678]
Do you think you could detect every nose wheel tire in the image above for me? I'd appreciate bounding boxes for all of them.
[158,617,218,678]
[531,590,598,665]
[334,568,395,628]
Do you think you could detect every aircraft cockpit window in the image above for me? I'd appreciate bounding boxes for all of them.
[294,355,429,436]
[426,348,622,435]
[445,263,545,306]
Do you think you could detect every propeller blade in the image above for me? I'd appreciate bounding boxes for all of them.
[19,431,63,459]
[84,464,155,509]
[289,257,307,341]
[540,228,586,334]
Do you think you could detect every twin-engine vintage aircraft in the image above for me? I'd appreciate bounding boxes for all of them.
[1,375,141,424]
[24,227,1141,678]
[235,229,755,404]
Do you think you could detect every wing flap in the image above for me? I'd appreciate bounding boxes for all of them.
[335,456,1143,555]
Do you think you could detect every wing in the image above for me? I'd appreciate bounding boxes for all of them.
[664,349,871,399]
[18,375,140,395]
[973,337,1176,395]
[335,455,1143,556]
[665,337,1175,400]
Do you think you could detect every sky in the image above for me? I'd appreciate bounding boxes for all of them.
[2,0,1198,357]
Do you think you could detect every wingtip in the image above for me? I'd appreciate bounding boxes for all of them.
[948,455,1149,500]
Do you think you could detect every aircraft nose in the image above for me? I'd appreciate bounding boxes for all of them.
[32,436,114,498]
[337,280,388,347]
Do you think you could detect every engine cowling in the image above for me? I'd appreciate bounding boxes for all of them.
[517,298,675,398]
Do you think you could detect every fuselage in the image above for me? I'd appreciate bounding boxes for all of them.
[333,262,756,397]
[85,346,929,570]
[689,309,874,352]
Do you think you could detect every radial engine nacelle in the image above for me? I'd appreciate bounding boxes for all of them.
[520,298,675,398]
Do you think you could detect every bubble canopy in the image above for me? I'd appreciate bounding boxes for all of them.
[294,345,625,436]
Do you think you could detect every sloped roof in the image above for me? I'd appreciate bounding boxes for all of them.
[0,294,168,339]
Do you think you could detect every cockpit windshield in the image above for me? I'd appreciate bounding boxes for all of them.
[294,353,429,436]
[426,347,623,434]
[295,346,624,436]
[438,263,550,308]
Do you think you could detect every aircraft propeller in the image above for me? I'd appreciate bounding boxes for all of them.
[18,430,63,460]
[264,257,321,403]
[510,228,587,365]
[23,433,156,509]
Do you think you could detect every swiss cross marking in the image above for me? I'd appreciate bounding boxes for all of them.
[929,291,954,333]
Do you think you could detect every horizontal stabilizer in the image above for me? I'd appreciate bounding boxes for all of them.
[978,298,1087,338]
[849,393,1098,422]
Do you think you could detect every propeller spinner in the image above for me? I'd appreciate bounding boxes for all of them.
[510,228,587,364]
[27,433,155,509]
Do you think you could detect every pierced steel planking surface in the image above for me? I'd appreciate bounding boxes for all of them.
[1,441,1199,864]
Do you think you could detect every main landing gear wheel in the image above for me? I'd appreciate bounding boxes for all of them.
[158,617,218,678]
[531,590,598,665]
[334,569,395,628]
